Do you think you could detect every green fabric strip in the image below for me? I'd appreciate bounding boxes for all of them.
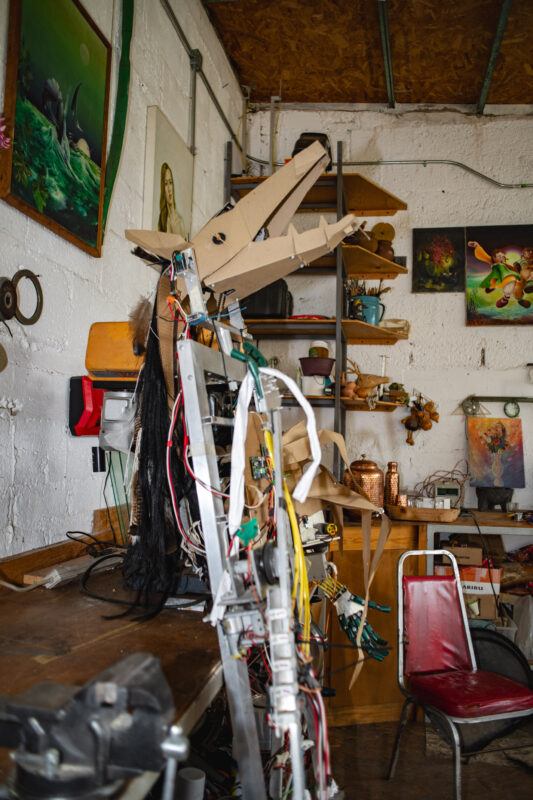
[103,0,134,233]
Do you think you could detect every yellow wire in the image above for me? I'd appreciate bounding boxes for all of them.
[263,428,311,657]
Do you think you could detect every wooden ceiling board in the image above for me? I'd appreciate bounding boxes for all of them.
[388,0,501,104]
[205,0,387,103]
[486,1,533,103]
[204,0,533,104]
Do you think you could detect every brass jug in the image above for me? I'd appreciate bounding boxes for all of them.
[344,455,384,508]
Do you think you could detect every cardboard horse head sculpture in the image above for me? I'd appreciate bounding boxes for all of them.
[125,141,358,298]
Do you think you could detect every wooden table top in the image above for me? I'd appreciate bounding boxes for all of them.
[343,510,533,530]
[0,570,220,780]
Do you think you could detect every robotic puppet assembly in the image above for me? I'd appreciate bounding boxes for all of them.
[122,142,392,800]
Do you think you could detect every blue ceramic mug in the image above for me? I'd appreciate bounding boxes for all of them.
[359,296,385,326]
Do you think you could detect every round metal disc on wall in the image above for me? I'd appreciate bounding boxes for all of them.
[503,400,520,418]
[462,397,480,416]
[0,344,7,373]
[12,270,43,325]
[0,278,16,321]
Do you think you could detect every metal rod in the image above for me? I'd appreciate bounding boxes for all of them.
[241,86,250,172]
[477,0,513,115]
[269,96,281,175]
[333,140,344,481]
[198,70,244,153]
[377,0,395,108]
[224,140,233,205]
[467,395,533,403]
[160,0,243,153]
[188,50,202,154]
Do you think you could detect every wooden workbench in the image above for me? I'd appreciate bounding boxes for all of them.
[0,570,221,783]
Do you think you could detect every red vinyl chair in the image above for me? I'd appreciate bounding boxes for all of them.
[388,549,533,800]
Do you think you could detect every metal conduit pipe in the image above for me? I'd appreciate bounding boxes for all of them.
[245,154,533,188]
[159,0,244,153]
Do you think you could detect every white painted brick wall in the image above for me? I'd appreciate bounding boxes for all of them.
[0,0,242,555]
[248,108,533,507]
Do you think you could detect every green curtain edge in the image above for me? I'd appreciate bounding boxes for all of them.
[102,0,134,233]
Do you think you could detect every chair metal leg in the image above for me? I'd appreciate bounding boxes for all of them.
[449,721,462,800]
[387,698,413,780]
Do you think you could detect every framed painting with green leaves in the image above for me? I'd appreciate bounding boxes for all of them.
[0,0,111,256]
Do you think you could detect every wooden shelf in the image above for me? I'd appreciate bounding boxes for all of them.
[341,245,408,279]
[289,248,408,279]
[289,253,336,274]
[282,395,335,408]
[281,395,404,411]
[341,318,407,345]
[245,317,408,344]
[245,318,336,339]
[341,398,404,412]
[230,173,407,215]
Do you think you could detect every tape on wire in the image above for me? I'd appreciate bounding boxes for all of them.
[12,269,43,325]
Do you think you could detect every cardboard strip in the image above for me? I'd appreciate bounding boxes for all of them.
[349,513,391,689]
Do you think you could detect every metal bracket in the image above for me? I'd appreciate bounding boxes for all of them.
[189,48,202,72]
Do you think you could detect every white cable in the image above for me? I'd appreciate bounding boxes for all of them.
[228,367,322,534]
[228,372,254,534]
[260,367,321,503]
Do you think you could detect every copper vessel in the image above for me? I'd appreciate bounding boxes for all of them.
[385,461,400,506]
[344,455,384,508]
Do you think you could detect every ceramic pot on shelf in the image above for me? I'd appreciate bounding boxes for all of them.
[359,296,386,326]
[376,240,395,261]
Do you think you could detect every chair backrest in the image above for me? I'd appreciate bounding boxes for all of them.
[397,550,476,689]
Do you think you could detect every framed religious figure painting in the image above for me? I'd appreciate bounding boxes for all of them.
[466,225,533,325]
[142,106,194,241]
[0,0,111,256]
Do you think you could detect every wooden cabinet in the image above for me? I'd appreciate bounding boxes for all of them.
[326,522,427,726]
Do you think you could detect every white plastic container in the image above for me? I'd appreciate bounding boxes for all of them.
[301,375,326,396]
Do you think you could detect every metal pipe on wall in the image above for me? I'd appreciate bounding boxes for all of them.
[159,0,244,154]
[245,154,533,188]
[377,0,395,109]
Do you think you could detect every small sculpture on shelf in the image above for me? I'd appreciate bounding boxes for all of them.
[343,221,396,263]
[340,359,389,409]
[475,486,514,512]
[381,382,409,405]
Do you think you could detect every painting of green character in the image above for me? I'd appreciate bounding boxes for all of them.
[466,225,533,326]
[412,227,465,293]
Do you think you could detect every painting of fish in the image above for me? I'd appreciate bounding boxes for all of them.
[0,0,111,256]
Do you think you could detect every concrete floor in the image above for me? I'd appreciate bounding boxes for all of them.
[330,722,533,800]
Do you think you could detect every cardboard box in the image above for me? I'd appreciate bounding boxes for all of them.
[444,545,483,567]
[435,565,502,596]
[465,594,499,620]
